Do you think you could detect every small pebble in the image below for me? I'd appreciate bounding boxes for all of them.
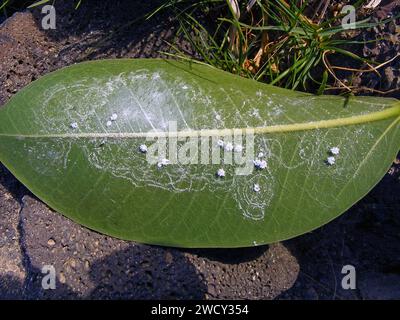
[110,113,118,121]
[47,238,56,246]
[330,147,340,155]
[70,122,78,129]
[139,144,148,153]
[59,272,66,284]
[216,168,225,177]
[253,184,261,192]
[327,156,336,165]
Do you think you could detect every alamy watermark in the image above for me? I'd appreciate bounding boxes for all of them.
[341,264,356,290]
[39,4,360,31]
[41,5,56,30]
[341,5,356,30]
[143,121,256,176]
[41,265,56,290]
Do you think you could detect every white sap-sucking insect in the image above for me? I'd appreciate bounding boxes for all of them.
[70,122,78,129]
[106,120,112,127]
[110,113,118,121]
[234,144,243,153]
[253,159,267,169]
[327,156,336,166]
[216,168,225,178]
[139,144,148,153]
[330,146,340,155]
[326,146,339,165]
[224,142,234,152]
[157,158,170,168]
[217,139,224,148]
[253,184,261,193]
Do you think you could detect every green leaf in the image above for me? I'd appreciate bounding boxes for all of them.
[27,0,51,9]
[316,70,328,96]
[0,59,399,248]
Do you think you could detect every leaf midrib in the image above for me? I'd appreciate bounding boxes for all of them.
[1,103,399,139]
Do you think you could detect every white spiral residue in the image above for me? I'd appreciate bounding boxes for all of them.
[28,68,366,221]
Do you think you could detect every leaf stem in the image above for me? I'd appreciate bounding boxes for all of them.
[1,103,399,139]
